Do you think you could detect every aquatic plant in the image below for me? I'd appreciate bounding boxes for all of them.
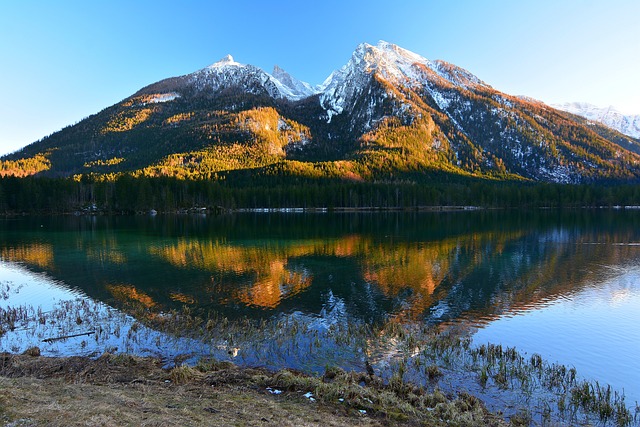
[1,299,638,426]
[468,343,635,426]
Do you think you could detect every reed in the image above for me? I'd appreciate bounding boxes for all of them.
[1,299,637,426]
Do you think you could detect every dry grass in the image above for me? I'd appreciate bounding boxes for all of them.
[0,375,385,427]
[0,352,506,427]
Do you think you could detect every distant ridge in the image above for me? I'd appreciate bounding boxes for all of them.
[552,102,640,139]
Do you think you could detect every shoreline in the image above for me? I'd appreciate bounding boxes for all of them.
[0,352,507,427]
[1,205,486,217]
[6,204,640,217]
[1,299,638,426]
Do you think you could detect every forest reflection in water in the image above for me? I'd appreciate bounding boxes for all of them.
[1,210,640,326]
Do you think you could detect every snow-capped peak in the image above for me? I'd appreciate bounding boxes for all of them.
[182,41,490,113]
[320,42,408,119]
[208,54,242,68]
[552,102,640,139]
[337,40,486,89]
[271,65,319,100]
[368,40,433,77]
[188,54,285,99]
[187,55,318,101]
[319,40,487,121]
[347,40,432,84]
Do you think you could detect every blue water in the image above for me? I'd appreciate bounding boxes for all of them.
[473,265,640,404]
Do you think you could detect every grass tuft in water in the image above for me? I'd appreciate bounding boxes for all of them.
[2,299,638,426]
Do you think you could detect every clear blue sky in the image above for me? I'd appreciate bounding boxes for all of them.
[1,0,639,156]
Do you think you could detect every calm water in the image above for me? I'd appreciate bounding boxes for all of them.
[1,211,639,404]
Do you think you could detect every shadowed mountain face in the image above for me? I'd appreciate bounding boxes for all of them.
[2,211,640,325]
[3,41,640,183]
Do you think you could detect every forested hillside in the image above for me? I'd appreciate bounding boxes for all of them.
[2,41,640,212]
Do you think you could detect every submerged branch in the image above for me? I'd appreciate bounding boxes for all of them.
[42,331,95,343]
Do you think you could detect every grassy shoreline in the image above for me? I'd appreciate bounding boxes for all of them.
[0,352,506,427]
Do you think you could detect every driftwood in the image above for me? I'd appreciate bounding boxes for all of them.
[42,331,95,343]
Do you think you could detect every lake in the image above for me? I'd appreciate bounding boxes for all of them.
[1,210,639,413]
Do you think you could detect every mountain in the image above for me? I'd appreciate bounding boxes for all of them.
[552,102,640,139]
[272,65,319,100]
[126,54,321,106]
[3,41,640,184]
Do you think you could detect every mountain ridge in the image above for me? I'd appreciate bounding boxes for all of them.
[2,40,640,184]
[552,102,640,139]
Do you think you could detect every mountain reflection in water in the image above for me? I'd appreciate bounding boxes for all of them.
[1,210,639,327]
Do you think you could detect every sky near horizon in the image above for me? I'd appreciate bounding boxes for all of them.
[1,0,639,156]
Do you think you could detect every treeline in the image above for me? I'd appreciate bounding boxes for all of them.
[2,175,640,214]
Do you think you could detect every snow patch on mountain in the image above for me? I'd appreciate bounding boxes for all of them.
[430,90,451,110]
[552,102,640,139]
[148,92,180,103]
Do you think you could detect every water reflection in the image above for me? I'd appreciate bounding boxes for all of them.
[106,283,158,309]
[0,243,54,269]
[2,211,640,418]
[1,211,640,325]
[472,267,640,405]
